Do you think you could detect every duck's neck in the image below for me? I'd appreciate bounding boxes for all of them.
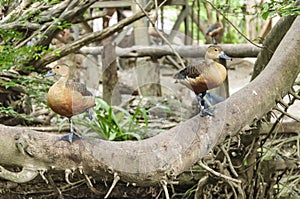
[57,75,70,85]
[205,56,216,65]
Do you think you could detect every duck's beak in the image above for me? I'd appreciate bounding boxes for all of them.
[44,70,56,78]
[219,51,232,61]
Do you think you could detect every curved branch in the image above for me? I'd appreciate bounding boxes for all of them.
[0,17,299,186]
[0,165,38,183]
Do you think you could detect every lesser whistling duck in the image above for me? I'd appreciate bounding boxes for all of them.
[205,14,224,44]
[174,45,232,116]
[45,64,95,143]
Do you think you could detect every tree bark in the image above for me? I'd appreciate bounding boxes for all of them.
[0,16,299,188]
[80,44,260,58]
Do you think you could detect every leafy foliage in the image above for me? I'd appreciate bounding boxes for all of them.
[0,106,35,122]
[260,0,300,19]
[78,98,148,141]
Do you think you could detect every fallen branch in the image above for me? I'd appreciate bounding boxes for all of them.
[80,44,260,58]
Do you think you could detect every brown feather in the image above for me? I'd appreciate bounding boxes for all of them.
[46,65,95,118]
[174,46,230,95]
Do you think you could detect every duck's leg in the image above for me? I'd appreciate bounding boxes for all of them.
[197,92,215,117]
[212,36,218,45]
[60,118,82,143]
[87,108,94,121]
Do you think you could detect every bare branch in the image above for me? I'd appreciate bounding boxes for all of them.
[198,161,242,184]
[0,166,38,183]
[34,1,154,69]
[80,44,260,58]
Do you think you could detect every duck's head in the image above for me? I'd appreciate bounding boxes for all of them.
[205,45,232,61]
[45,64,70,78]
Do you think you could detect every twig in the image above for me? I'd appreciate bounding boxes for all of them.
[134,0,186,69]
[198,160,242,184]
[160,180,170,199]
[220,145,239,177]
[261,93,298,145]
[83,174,101,195]
[65,169,76,185]
[104,172,120,199]
[47,172,63,198]
[227,179,238,199]
[289,89,300,100]
[155,189,163,199]
[276,99,289,109]
[273,107,300,122]
[231,180,245,199]
[39,169,49,184]
[243,138,256,161]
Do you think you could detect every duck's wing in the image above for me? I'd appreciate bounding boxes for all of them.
[65,80,95,116]
[66,81,93,96]
[205,22,223,36]
[174,61,206,80]
[206,24,219,35]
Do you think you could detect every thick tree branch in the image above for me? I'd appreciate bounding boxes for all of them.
[0,16,299,187]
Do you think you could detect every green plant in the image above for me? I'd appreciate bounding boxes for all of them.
[78,98,149,141]
[260,0,300,19]
[0,106,35,122]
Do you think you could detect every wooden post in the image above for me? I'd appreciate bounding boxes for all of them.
[101,9,121,105]
[102,37,121,105]
[132,0,161,96]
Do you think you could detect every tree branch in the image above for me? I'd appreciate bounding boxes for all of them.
[34,1,154,70]
[0,166,38,183]
[80,44,260,58]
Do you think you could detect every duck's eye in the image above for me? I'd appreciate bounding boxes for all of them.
[214,48,218,52]
[56,66,60,69]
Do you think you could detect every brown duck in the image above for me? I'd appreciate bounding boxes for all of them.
[174,45,232,116]
[45,64,95,143]
[205,15,224,44]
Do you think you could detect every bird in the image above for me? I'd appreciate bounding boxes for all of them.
[205,16,223,44]
[174,45,232,116]
[45,64,95,143]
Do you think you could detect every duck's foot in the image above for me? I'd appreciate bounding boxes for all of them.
[200,107,215,117]
[60,132,82,143]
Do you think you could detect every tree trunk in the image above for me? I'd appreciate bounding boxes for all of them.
[102,37,121,105]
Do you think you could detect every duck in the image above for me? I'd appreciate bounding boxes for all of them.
[174,45,232,116]
[205,15,223,44]
[45,64,95,143]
